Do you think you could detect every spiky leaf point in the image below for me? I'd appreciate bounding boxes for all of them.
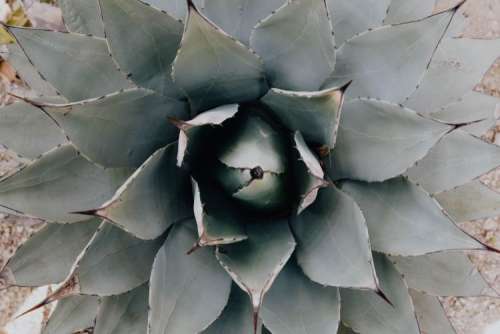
[340,253,420,334]
[0,219,99,289]
[0,145,132,223]
[338,324,359,334]
[175,104,239,167]
[430,91,499,125]
[62,223,164,296]
[100,0,184,98]
[250,0,335,91]
[88,144,192,240]
[40,89,189,168]
[148,222,232,334]
[409,289,457,334]
[0,101,65,159]
[3,44,59,96]
[405,36,500,114]
[326,98,452,182]
[95,283,149,334]
[293,132,327,214]
[7,27,132,101]
[340,177,485,256]
[141,0,203,21]
[291,185,378,289]
[203,0,285,45]
[59,0,104,37]
[261,260,341,334]
[172,3,267,113]
[324,9,454,101]
[41,295,99,334]
[391,251,496,297]
[435,180,500,223]
[203,285,255,334]
[216,219,296,330]
[260,85,345,149]
[384,0,463,24]
[407,129,500,194]
[326,0,391,45]
[192,179,247,247]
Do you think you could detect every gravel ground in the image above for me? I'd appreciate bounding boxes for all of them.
[0,0,499,333]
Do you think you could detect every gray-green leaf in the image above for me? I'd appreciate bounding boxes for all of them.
[94,144,192,240]
[41,295,99,334]
[0,219,99,287]
[260,86,345,149]
[407,129,500,194]
[324,10,453,101]
[409,289,457,334]
[8,27,132,102]
[216,219,296,315]
[261,260,341,334]
[340,177,484,256]
[250,0,335,91]
[141,0,204,21]
[0,101,66,159]
[59,0,104,37]
[203,0,285,45]
[100,0,184,97]
[291,186,378,289]
[327,98,451,182]
[391,251,495,297]
[0,144,131,223]
[148,222,232,334]
[341,253,420,334]
[95,283,149,334]
[172,4,267,113]
[44,88,188,168]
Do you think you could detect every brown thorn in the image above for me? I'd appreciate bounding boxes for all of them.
[186,241,202,255]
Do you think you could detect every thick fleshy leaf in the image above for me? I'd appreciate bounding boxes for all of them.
[217,219,296,317]
[291,186,377,289]
[324,10,453,101]
[261,261,341,334]
[0,219,99,288]
[341,254,420,334]
[0,101,66,159]
[8,27,131,101]
[92,144,192,240]
[3,44,59,96]
[430,91,499,125]
[70,223,164,296]
[141,0,204,21]
[250,0,335,91]
[260,86,345,149]
[409,289,456,334]
[193,179,247,247]
[407,129,500,194]
[338,324,358,334]
[405,37,500,114]
[149,222,232,334]
[384,0,457,24]
[327,0,391,45]
[293,132,326,213]
[59,0,104,37]
[43,88,188,168]
[204,0,285,45]
[462,117,498,137]
[0,144,131,223]
[176,104,239,167]
[435,180,500,222]
[95,284,148,334]
[41,295,99,334]
[100,0,184,97]
[203,286,254,334]
[172,4,267,113]
[340,177,484,256]
[327,98,452,182]
[391,251,495,297]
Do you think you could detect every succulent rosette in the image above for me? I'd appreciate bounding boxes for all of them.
[0,0,500,333]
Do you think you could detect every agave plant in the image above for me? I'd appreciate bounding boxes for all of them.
[0,0,500,333]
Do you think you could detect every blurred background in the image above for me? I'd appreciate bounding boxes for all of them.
[0,1,498,333]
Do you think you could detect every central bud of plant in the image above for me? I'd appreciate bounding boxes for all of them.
[214,112,290,212]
